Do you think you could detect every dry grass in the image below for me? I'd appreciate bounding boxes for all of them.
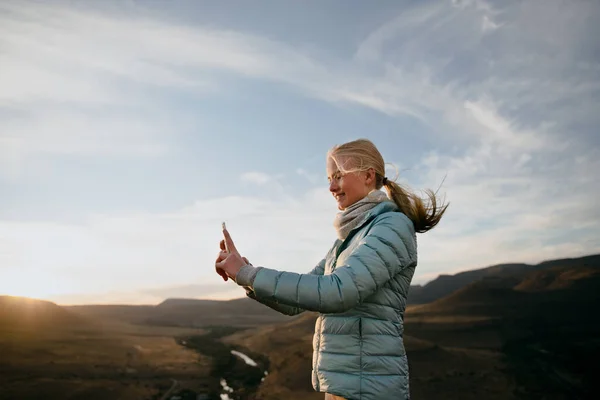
[224,313,516,400]
[0,313,210,400]
[407,345,515,400]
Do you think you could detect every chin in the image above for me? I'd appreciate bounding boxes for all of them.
[337,200,349,210]
[334,195,351,210]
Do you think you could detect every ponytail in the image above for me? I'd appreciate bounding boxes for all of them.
[382,178,447,233]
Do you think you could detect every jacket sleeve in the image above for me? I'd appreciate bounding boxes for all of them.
[245,257,326,316]
[249,215,416,314]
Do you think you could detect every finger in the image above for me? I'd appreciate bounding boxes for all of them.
[214,251,229,282]
[220,239,226,251]
[215,250,228,263]
[214,254,228,270]
[216,267,228,281]
[217,269,229,282]
[222,229,238,253]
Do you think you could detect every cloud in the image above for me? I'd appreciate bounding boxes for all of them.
[1,0,597,131]
[241,172,273,186]
[354,2,443,64]
[3,0,595,167]
[296,168,321,185]
[2,156,598,305]
[408,99,600,276]
[0,188,340,303]
[0,1,328,177]
[462,99,552,150]
[481,15,502,32]
[2,109,172,156]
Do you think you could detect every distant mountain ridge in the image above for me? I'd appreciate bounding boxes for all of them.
[2,254,598,330]
[0,295,86,329]
[67,297,289,328]
[407,254,600,304]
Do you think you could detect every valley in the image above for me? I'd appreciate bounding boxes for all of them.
[1,254,598,399]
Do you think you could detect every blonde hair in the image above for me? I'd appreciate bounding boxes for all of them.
[328,139,448,233]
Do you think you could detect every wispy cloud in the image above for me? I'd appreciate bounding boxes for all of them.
[296,168,321,185]
[0,1,327,176]
[481,15,502,32]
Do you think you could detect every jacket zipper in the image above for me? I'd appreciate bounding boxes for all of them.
[314,315,323,391]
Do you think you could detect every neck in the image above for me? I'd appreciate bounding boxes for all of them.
[333,190,388,239]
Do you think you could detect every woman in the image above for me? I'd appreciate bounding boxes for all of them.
[215,139,448,400]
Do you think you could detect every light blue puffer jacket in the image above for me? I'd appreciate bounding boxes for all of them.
[245,200,417,400]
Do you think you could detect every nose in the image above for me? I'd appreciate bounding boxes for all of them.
[329,180,339,193]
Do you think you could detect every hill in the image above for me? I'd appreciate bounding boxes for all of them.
[67,297,289,328]
[408,263,600,398]
[0,295,86,330]
[514,264,600,291]
[411,262,600,317]
[407,254,600,304]
[0,296,211,400]
[224,313,513,400]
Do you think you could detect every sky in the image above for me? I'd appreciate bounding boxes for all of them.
[1,0,599,305]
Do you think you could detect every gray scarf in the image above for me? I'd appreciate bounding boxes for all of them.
[333,190,389,240]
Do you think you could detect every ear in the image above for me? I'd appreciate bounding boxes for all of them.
[365,168,376,185]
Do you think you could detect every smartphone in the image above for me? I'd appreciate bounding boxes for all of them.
[222,221,229,252]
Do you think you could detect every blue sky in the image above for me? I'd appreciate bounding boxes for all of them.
[1,0,599,304]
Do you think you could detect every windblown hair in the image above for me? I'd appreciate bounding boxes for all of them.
[328,139,448,233]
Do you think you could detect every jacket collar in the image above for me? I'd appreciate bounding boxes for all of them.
[331,200,399,260]
[345,200,398,239]
[363,200,398,219]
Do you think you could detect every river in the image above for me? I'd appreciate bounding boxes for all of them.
[172,328,269,400]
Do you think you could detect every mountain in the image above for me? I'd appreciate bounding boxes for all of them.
[151,297,291,327]
[514,264,600,291]
[408,262,600,398]
[410,261,600,317]
[0,295,86,330]
[67,297,289,328]
[407,254,600,304]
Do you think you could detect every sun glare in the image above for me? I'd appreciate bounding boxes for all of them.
[0,274,73,302]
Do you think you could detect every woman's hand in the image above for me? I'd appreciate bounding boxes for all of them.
[215,228,249,282]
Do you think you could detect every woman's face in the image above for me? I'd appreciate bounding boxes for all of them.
[327,156,374,210]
